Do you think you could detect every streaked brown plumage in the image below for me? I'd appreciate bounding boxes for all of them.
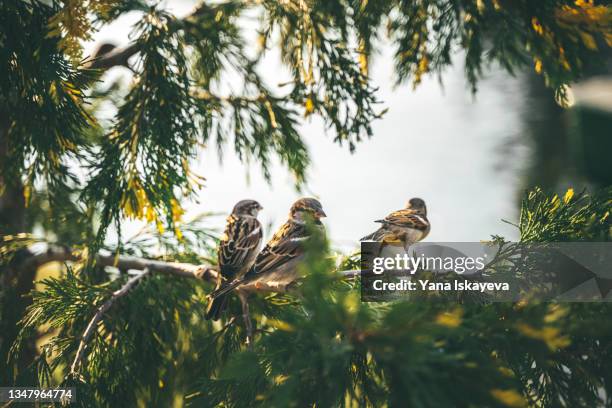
[205,199,263,320]
[361,198,430,249]
[209,197,326,298]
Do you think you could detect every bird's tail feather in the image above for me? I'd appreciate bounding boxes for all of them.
[210,278,244,299]
[206,275,248,320]
[205,294,229,320]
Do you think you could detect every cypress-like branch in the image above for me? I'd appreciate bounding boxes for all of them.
[69,268,152,377]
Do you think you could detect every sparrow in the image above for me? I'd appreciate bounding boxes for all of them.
[205,199,263,320]
[209,197,327,299]
[361,198,430,249]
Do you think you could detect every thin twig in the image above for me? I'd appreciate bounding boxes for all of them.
[200,317,237,353]
[340,269,361,277]
[1,399,14,408]
[68,268,152,377]
[219,316,237,333]
[237,291,254,349]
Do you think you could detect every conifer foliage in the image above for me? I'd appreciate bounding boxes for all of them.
[1,0,612,406]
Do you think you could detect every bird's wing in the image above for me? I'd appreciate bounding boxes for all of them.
[218,215,262,279]
[361,228,385,241]
[377,209,429,231]
[246,221,307,278]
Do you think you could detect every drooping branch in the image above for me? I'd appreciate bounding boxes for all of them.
[69,267,152,377]
[87,43,140,70]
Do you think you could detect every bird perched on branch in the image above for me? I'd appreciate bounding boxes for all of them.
[205,199,263,320]
[209,197,327,300]
[361,198,430,250]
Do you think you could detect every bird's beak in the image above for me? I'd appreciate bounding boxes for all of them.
[316,209,327,218]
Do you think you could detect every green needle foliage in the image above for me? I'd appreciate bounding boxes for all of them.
[84,8,203,243]
[7,187,612,407]
[0,1,96,196]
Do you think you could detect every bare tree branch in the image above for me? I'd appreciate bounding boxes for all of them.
[21,245,219,282]
[69,268,152,377]
[340,270,360,277]
[24,245,360,282]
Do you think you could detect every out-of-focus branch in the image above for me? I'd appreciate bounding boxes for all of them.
[190,89,270,105]
[87,43,140,70]
[238,291,254,349]
[85,3,211,72]
[340,270,360,277]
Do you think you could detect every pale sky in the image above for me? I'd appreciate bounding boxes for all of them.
[86,1,527,251]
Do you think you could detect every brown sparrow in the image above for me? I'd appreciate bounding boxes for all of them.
[205,199,263,320]
[209,197,327,298]
[361,198,430,249]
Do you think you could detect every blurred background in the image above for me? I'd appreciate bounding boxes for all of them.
[87,0,612,249]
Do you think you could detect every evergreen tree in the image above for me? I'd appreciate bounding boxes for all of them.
[1,0,611,406]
